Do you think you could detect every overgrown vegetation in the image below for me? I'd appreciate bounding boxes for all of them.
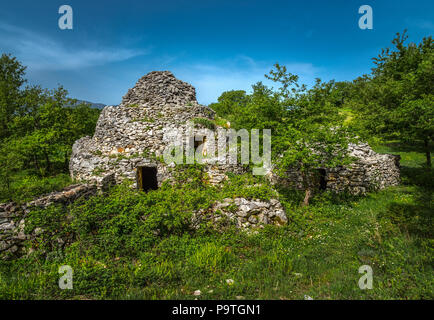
[0,32,432,299]
[0,54,100,202]
[0,152,432,299]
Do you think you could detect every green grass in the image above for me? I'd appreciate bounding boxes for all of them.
[0,171,73,203]
[339,107,355,126]
[371,140,431,168]
[0,145,432,300]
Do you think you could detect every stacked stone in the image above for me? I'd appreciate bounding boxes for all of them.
[278,143,400,195]
[121,71,197,107]
[326,143,400,194]
[0,203,23,255]
[0,184,96,257]
[69,71,240,190]
[192,197,288,230]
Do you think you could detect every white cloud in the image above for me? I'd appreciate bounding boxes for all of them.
[0,23,149,70]
[0,23,322,106]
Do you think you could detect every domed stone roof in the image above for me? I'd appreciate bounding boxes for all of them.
[121,71,197,107]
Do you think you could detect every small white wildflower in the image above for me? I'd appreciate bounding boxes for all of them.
[226,279,234,285]
[193,290,201,296]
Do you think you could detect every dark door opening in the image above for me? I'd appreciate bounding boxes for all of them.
[192,136,207,157]
[318,169,327,190]
[194,136,206,151]
[137,166,158,192]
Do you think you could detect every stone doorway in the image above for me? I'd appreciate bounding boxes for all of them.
[194,136,206,154]
[137,166,158,192]
[318,169,327,190]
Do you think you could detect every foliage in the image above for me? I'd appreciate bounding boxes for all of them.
[0,172,72,203]
[0,55,100,201]
[208,90,249,119]
[192,117,216,130]
[0,54,26,140]
[0,146,432,299]
[350,31,433,166]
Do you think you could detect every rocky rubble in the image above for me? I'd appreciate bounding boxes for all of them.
[121,71,197,107]
[327,143,401,193]
[192,197,287,230]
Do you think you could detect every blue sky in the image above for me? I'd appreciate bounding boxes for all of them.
[0,0,433,105]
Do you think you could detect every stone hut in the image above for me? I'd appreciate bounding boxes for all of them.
[69,71,245,191]
[282,143,401,195]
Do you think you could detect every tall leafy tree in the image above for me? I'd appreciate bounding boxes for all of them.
[354,31,433,166]
[0,55,100,183]
[0,54,26,140]
[267,64,354,205]
[210,64,355,205]
[208,90,248,119]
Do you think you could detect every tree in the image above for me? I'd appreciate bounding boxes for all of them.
[267,64,354,205]
[354,31,433,166]
[210,64,355,205]
[208,90,248,119]
[12,86,100,174]
[0,54,26,140]
[0,54,100,181]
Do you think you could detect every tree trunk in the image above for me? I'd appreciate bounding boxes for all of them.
[302,188,312,206]
[44,151,51,175]
[64,151,70,171]
[33,154,41,173]
[424,139,431,168]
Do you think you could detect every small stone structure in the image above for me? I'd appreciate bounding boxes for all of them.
[282,143,401,194]
[327,143,400,193]
[69,71,400,195]
[69,71,245,190]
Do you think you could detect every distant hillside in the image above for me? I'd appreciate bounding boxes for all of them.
[72,100,106,110]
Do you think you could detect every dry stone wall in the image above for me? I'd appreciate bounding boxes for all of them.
[0,184,96,257]
[281,143,400,194]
